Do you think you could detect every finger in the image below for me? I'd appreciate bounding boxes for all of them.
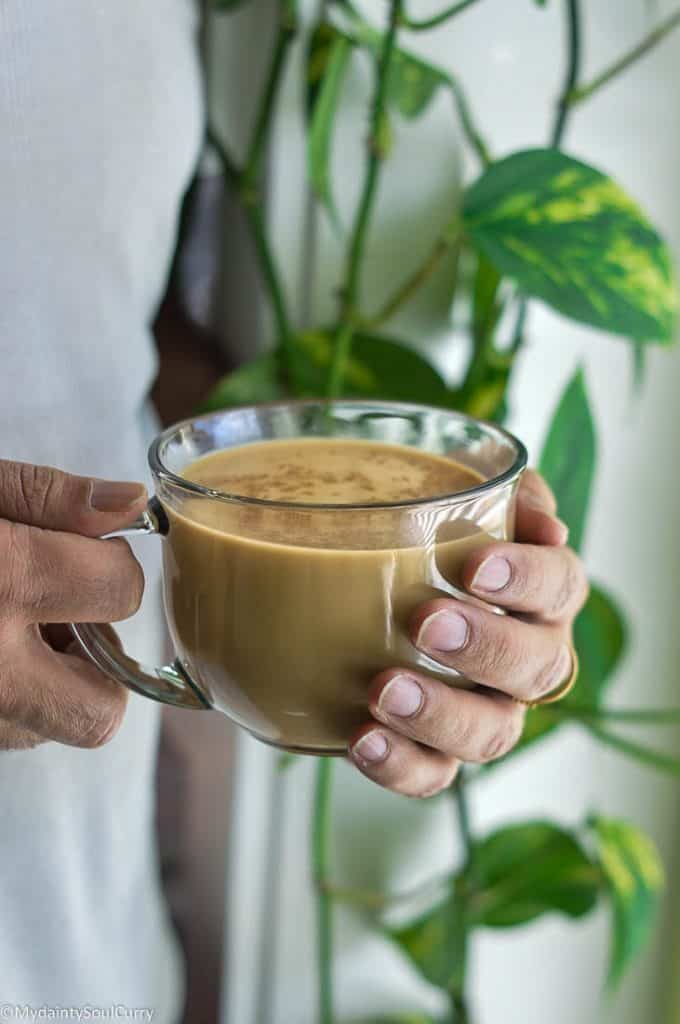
[348,723,459,798]
[0,460,147,536]
[516,470,568,547]
[0,628,128,748]
[410,597,573,703]
[41,622,124,654]
[366,668,525,762]
[461,542,589,622]
[0,522,144,625]
[0,719,45,752]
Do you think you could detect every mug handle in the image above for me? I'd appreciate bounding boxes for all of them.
[69,498,211,711]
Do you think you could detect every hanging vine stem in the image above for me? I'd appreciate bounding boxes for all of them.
[400,0,484,32]
[207,1,296,364]
[449,75,492,168]
[446,769,474,1022]
[364,229,461,328]
[450,6,584,1009]
[567,5,680,105]
[507,0,582,364]
[327,0,405,397]
[313,760,335,1024]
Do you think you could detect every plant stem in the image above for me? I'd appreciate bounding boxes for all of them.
[208,4,297,367]
[208,124,293,347]
[247,200,293,342]
[507,0,582,364]
[319,869,452,912]
[401,0,483,32]
[450,993,470,1024]
[365,234,455,327]
[547,704,680,725]
[449,771,473,1023]
[313,760,334,1024]
[242,2,297,191]
[587,723,680,774]
[327,0,404,396]
[449,75,492,167]
[205,122,241,189]
[568,6,680,106]
[551,0,582,147]
[453,769,474,865]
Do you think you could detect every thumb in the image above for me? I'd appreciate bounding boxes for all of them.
[0,460,147,536]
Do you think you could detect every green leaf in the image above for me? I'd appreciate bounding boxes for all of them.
[389,883,467,993]
[539,367,596,554]
[289,329,449,404]
[345,20,448,119]
[574,583,627,704]
[470,821,600,928]
[589,816,664,987]
[463,148,678,343]
[385,47,448,119]
[307,26,353,220]
[199,352,283,412]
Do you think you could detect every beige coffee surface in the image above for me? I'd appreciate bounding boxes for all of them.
[184,437,481,504]
[163,439,498,752]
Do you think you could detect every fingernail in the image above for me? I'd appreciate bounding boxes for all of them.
[555,519,569,544]
[378,675,423,718]
[90,480,147,512]
[416,610,468,652]
[351,731,389,764]
[471,555,512,593]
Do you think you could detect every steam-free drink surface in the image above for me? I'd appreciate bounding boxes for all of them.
[162,438,503,753]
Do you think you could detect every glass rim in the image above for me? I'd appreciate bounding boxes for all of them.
[148,399,528,512]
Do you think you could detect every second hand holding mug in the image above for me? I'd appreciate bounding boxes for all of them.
[72,400,527,755]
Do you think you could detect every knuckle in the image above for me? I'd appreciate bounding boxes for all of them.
[547,550,585,621]
[479,707,524,763]
[0,522,35,617]
[472,621,523,682]
[75,691,126,749]
[528,644,567,702]
[512,551,545,604]
[437,707,477,757]
[107,542,144,620]
[15,462,58,522]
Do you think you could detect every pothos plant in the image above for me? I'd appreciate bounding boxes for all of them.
[204,1,680,1020]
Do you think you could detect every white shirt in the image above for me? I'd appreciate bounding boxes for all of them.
[0,3,203,1019]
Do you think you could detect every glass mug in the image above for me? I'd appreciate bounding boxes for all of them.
[72,400,527,755]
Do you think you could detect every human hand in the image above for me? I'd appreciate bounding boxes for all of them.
[0,461,147,751]
[349,471,588,796]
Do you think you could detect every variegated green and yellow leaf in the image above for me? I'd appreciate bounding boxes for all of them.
[464,149,678,343]
[589,816,664,987]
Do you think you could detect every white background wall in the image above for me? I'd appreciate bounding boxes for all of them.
[216,1,680,1021]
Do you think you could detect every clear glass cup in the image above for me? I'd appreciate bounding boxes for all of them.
[72,400,527,755]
